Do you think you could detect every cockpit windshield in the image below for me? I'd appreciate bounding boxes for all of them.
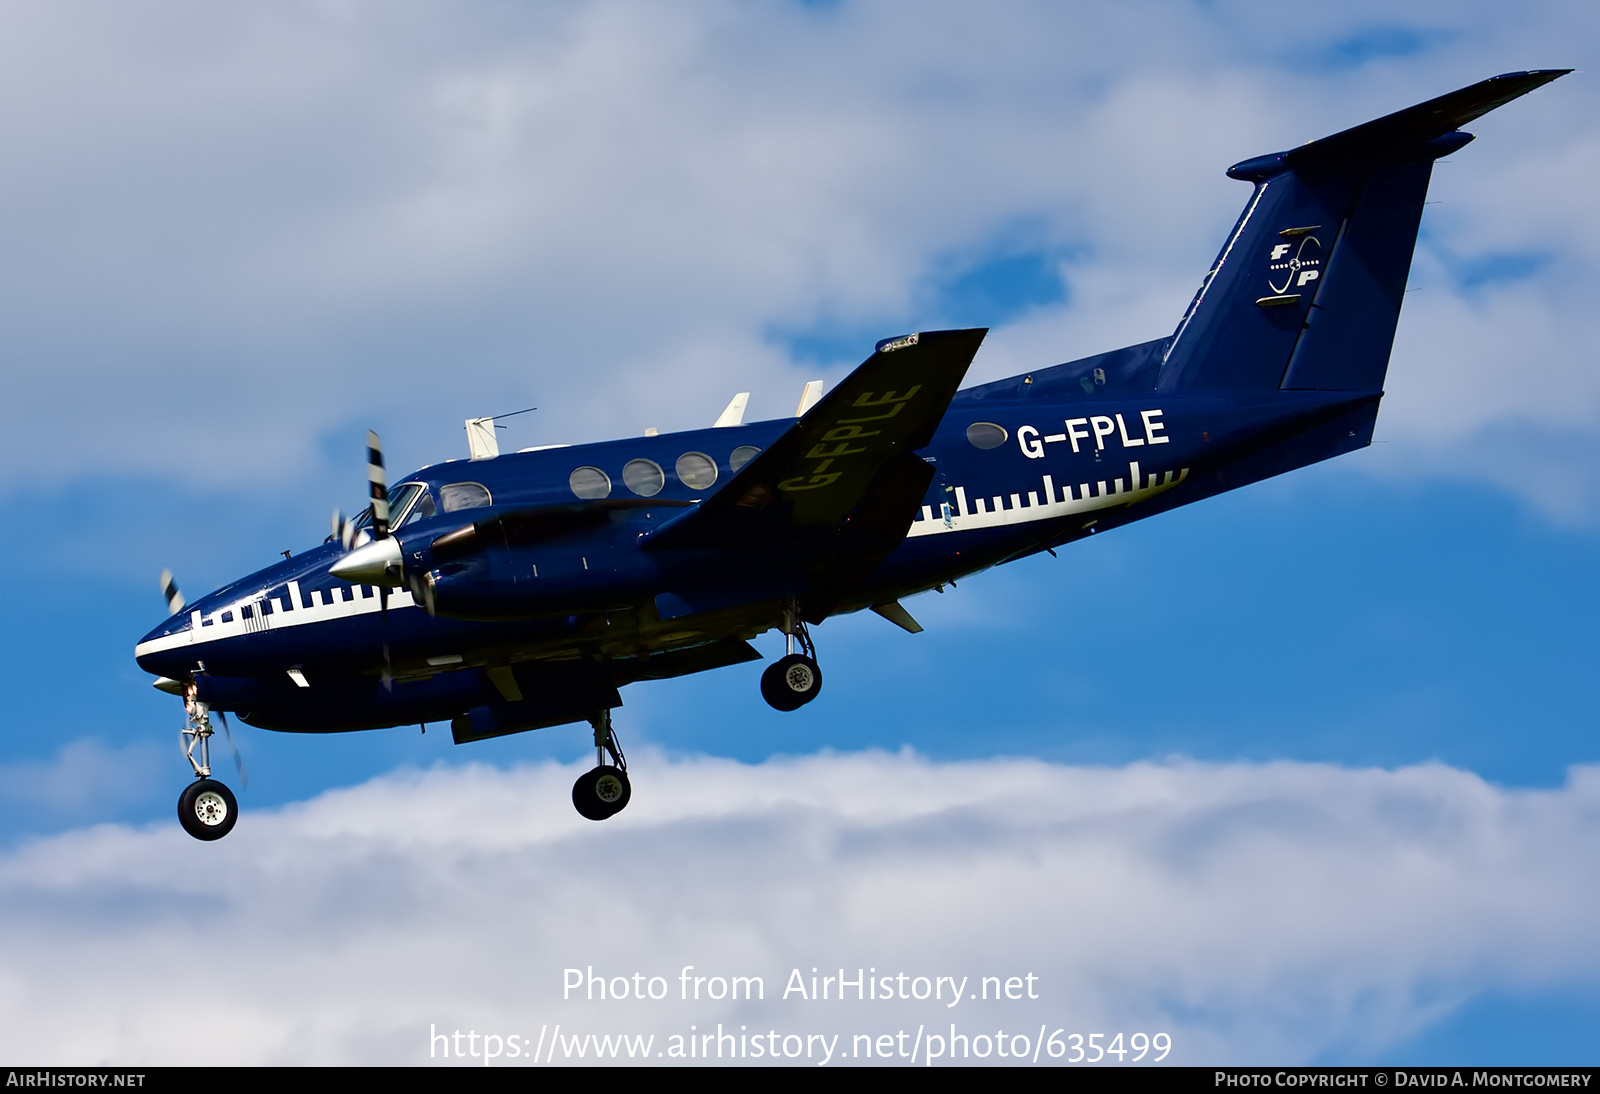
[352,482,436,531]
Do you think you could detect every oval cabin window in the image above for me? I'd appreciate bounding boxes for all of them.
[729,445,761,472]
[569,466,611,500]
[966,422,1009,450]
[675,452,718,490]
[622,459,665,497]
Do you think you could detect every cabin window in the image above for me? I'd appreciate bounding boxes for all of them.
[569,466,611,500]
[440,482,492,512]
[966,422,1009,450]
[675,452,718,490]
[623,458,665,497]
[729,445,761,472]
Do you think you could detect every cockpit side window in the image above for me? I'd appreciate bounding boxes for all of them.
[401,488,437,526]
[353,482,431,530]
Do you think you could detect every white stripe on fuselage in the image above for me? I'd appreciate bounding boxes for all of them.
[133,579,420,658]
[908,460,1188,537]
[137,458,1188,658]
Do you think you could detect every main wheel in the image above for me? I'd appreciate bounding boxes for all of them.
[178,778,238,841]
[572,765,631,821]
[761,654,822,712]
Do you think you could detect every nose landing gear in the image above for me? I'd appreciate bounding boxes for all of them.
[178,687,239,841]
[572,709,631,821]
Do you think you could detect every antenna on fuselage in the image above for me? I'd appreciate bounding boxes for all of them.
[796,380,824,417]
[465,406,537,460]
[712,393,749,428]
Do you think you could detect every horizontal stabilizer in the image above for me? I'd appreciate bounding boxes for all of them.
[1228,69,1570,180]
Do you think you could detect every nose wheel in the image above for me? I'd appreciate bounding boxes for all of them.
[177,686,240,841]
[573,709,631,821]
[179,778,238,840]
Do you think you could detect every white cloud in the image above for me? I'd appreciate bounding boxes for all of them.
[0,739,163,814]
[2,1,1598,517]
[3,750,1598,1065]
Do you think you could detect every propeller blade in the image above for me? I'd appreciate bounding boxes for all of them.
[367,430,389,539]
[378,584,392,691]
[358,429,395,690]
[332,508,360,551]
[216,710,249,789]
[159,569,185,615]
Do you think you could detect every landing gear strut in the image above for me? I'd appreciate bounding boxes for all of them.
[178,686,238,841]
[761,603,822,712]
[572,708,631,821]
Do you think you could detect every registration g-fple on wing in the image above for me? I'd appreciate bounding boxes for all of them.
[137,70,1570,840]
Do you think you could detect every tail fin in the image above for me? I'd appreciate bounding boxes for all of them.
[1156,70,1569,393]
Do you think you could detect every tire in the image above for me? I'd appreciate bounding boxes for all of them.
[178,779,238,841]
[760,654,822,712]
[572,765,631,821]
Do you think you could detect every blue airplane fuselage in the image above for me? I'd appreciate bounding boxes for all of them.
[134,362,1376,736]
[134,69,1570,752]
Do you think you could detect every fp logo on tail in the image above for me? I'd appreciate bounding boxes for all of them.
[1267,234,1322,294]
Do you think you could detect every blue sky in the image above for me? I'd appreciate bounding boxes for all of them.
[1,0,1597,1067]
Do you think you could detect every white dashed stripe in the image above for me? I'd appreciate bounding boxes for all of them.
[907,461,1189,537]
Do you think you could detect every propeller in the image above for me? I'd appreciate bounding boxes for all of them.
[216,710,249,789]
[369,430,395,689]
[330,509,362,551]
[324,431,401,688]
[159,569,185,615]
[367,429,390,538]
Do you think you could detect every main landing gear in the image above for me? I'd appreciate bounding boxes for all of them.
[178,687,238,841]
[572,708,632,821]
[761,606,822,712]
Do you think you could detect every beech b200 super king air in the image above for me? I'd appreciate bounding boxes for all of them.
[136,71,1569,839]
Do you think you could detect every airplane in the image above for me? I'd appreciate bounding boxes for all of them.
[136,70,1569,840]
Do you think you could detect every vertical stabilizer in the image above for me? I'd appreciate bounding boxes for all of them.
[1156,70,1568,394]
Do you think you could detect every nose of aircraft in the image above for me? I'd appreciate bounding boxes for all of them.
[134,612,194,678]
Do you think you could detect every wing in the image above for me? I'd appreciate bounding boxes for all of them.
[644,327,988,552]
